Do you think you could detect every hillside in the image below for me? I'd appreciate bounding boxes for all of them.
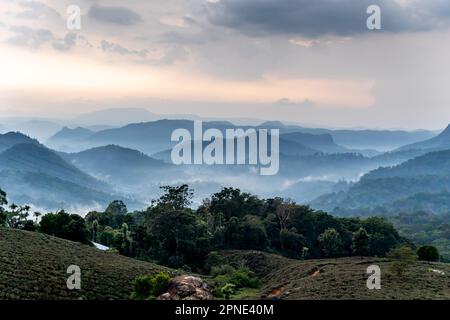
[311,149,450,214]
[0,228,177,300]
[398,124,450,151]
[220,251,450,300]
[0,143,106,191]
[0,132,38,153]
[48,127,94,143]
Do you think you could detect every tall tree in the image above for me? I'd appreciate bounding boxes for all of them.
[352,227,370,257]
[318,228,343,258]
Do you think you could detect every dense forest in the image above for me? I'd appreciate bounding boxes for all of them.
[2,184,431,273]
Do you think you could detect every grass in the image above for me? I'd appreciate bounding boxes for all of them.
[0,227,178,300]
[2,228,449,300]
[220,250,450,300]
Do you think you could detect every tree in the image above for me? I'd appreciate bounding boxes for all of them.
[417,246,439,262]
[120,223,133,255]
[274,198,295,231]
[387,246,417,277]
[105,200,128,215]
[7,204,31,229]
[92,220,99,242]
[352,227,370,257]
[153,185,193,210]
[0,188,7,226]
[33,211,42,223]
[39,211,90,244]
[318,228,343,258]
[280,228,306,258]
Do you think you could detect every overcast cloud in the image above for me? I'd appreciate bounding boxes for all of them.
[1,0,450,129]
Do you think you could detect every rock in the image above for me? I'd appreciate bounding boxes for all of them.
[157,276,213,300]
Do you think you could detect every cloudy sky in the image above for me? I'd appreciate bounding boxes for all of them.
[1,0,450,129]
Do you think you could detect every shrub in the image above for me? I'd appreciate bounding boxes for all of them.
[131,272,171,300]
[212,266,260,299]
[203,251,225,274]
[387,246,417,277]
[417,246,439,262]
[211,264,235,277]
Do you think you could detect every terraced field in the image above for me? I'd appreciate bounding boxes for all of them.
[0,227,177,299]
[221,250,450,300]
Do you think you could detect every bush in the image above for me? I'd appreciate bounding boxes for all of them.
[131,272,171,300]
[211,264,236,277]
[212,266,260,299]
[417,246,439,262]
[203,251,225,274]
[387,246,417,277]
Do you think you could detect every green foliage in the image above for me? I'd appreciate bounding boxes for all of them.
[221,283,236,300]
[280,228,306,258]
[105,200,128,215]
[389,212,450,261]
[212,265,260,299]
[203,251,225,274]
[417,245,439,262]
[318,228,343,258]
[0,188,7,226]
[39,211,90,244]
[131,272,171,300]
[352,227,370,256]
[153,184,193,210]
[387,246,417,277]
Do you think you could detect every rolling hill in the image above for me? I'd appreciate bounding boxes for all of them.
[0,142,142,211]
[0,132,38,153]
[2,230,448,300]
[311,149,450,214]
[61,145,170,186]
[0,227,177,299]
[220,250,450,300]
[398,124,450,151]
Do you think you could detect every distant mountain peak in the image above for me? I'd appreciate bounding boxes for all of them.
[438,123,450,137]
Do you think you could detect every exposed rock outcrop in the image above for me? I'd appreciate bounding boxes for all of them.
[157,276,212,300]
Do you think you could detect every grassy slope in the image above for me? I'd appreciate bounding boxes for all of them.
[2,228,449,300]
[0,227,177,300]
[221,250,450,300]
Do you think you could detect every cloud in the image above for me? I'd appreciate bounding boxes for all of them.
[88,4,142,26]
[16,1,61,20]
[52,32,82,51]
[273,98,316,108]
[100,40,148,57]
[207,0,450,38]
[7,26,53,48]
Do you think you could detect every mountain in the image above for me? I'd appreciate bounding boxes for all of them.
[0,143,106,191]
[48,126,94,142]
[311,149,450,214]
[367,149,450,179]
[0,132,38,153]
[0,142,143,211]
[46,127,95,151]
[259,121,436,151]
[0,170,142,211]
[73,108,159,126]
[9,120,63,141]
[398,124,450,151]
[61,145,170,186]
[280,132,348,154]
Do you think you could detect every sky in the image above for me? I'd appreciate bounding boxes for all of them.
[1,0,450,129]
